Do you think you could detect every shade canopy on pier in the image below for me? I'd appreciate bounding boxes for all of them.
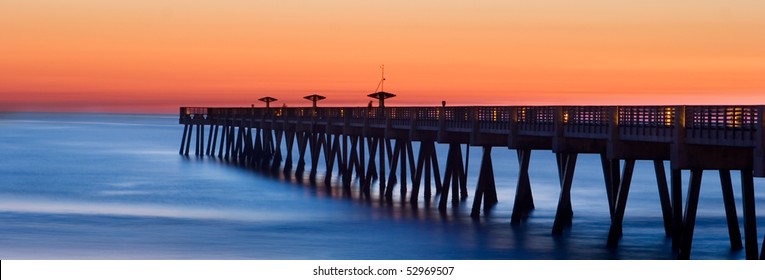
[367,91,396,108]
[303,94,326,108]
[258,96,278,108]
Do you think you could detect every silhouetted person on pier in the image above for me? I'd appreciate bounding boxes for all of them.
[442,100,446,107]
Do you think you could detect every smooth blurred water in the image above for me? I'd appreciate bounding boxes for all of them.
[0,112,763,259]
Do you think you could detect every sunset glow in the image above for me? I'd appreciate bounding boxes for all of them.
[1,0,764,113]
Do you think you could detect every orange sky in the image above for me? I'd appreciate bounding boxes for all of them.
[1,0,764,113]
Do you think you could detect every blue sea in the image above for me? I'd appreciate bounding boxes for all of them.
[0,112,763,259]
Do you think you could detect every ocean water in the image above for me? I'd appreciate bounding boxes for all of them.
[0,112,763,260]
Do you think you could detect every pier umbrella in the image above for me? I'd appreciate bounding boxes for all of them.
[367,91,396,108]
[258,96,277,108]
[303,94,326,109]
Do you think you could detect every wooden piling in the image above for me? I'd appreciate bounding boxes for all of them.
[552,153,577,235]
[296,131,308,174]
[471,146,496,218]
[654,160,673,237]
[284,130,295,171]
[740,169,759,259]
[385,140,402,201]
[599,154,616,217]
[671,169,683,250]
[719,170,743,250]
[210,125,219,156]
[410,142,425,206]
[204,125,210,157]
[511,149,534,224]
[184,124,193,156]
[379,137,387,200]
[607,159,635,246]
[678,169,702,260]
[272,129,284,171]
[217,124,226,159]
[199,124,205,157]
[179,124,189,155]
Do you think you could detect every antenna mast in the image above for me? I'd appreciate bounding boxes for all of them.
[375,64,386,92]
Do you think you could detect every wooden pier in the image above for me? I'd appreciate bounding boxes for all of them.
[179,105,764,260]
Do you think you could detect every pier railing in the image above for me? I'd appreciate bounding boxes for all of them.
[180,105,764,147]
[616,106,675,142]
[685,106,759,147]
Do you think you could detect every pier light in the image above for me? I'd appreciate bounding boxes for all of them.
[563,111,570,123]
[726,107,744,128]
[367,91,396,108]
[664,107,673,126]
[258,96,278,109]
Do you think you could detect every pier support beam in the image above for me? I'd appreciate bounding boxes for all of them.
[283,130,295,173]
[362,137,380,200]
[179,124,189,155]
[740,169,759,260]
[206,124,214,156]
[430,142,442,195]
[295,131,308,175]
[184,124,193,156]
[324,133,343,187]
[210,125,219,157]
[600,155,619,218]
[410,142,425,206]
[605,159,672,248]
[196,124,204,156]
[245,128,254,165]
[384,140,403,201]
[398,141,409,202]
[228,126,236,161]
[342,135,359,195]
[271,130,284,172]
[423,145,433,204]
[309,132,323,180]
[218,124,227,159]
[440,143,466,211]
[678,169,703,260]
[607,159,635,247]
[238,127,247,164]
[471,146,497,218]
[654,160,673,237]
[511,149,535,224]
[379,137,387,200]
[223,125,233,160]
[462,145,470,199]
[358,135,366,182]
[719,170,743,250]
[408,141,441,205]
[552,152,577,234]
[671,169,683,250]
[405,142,417,203]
